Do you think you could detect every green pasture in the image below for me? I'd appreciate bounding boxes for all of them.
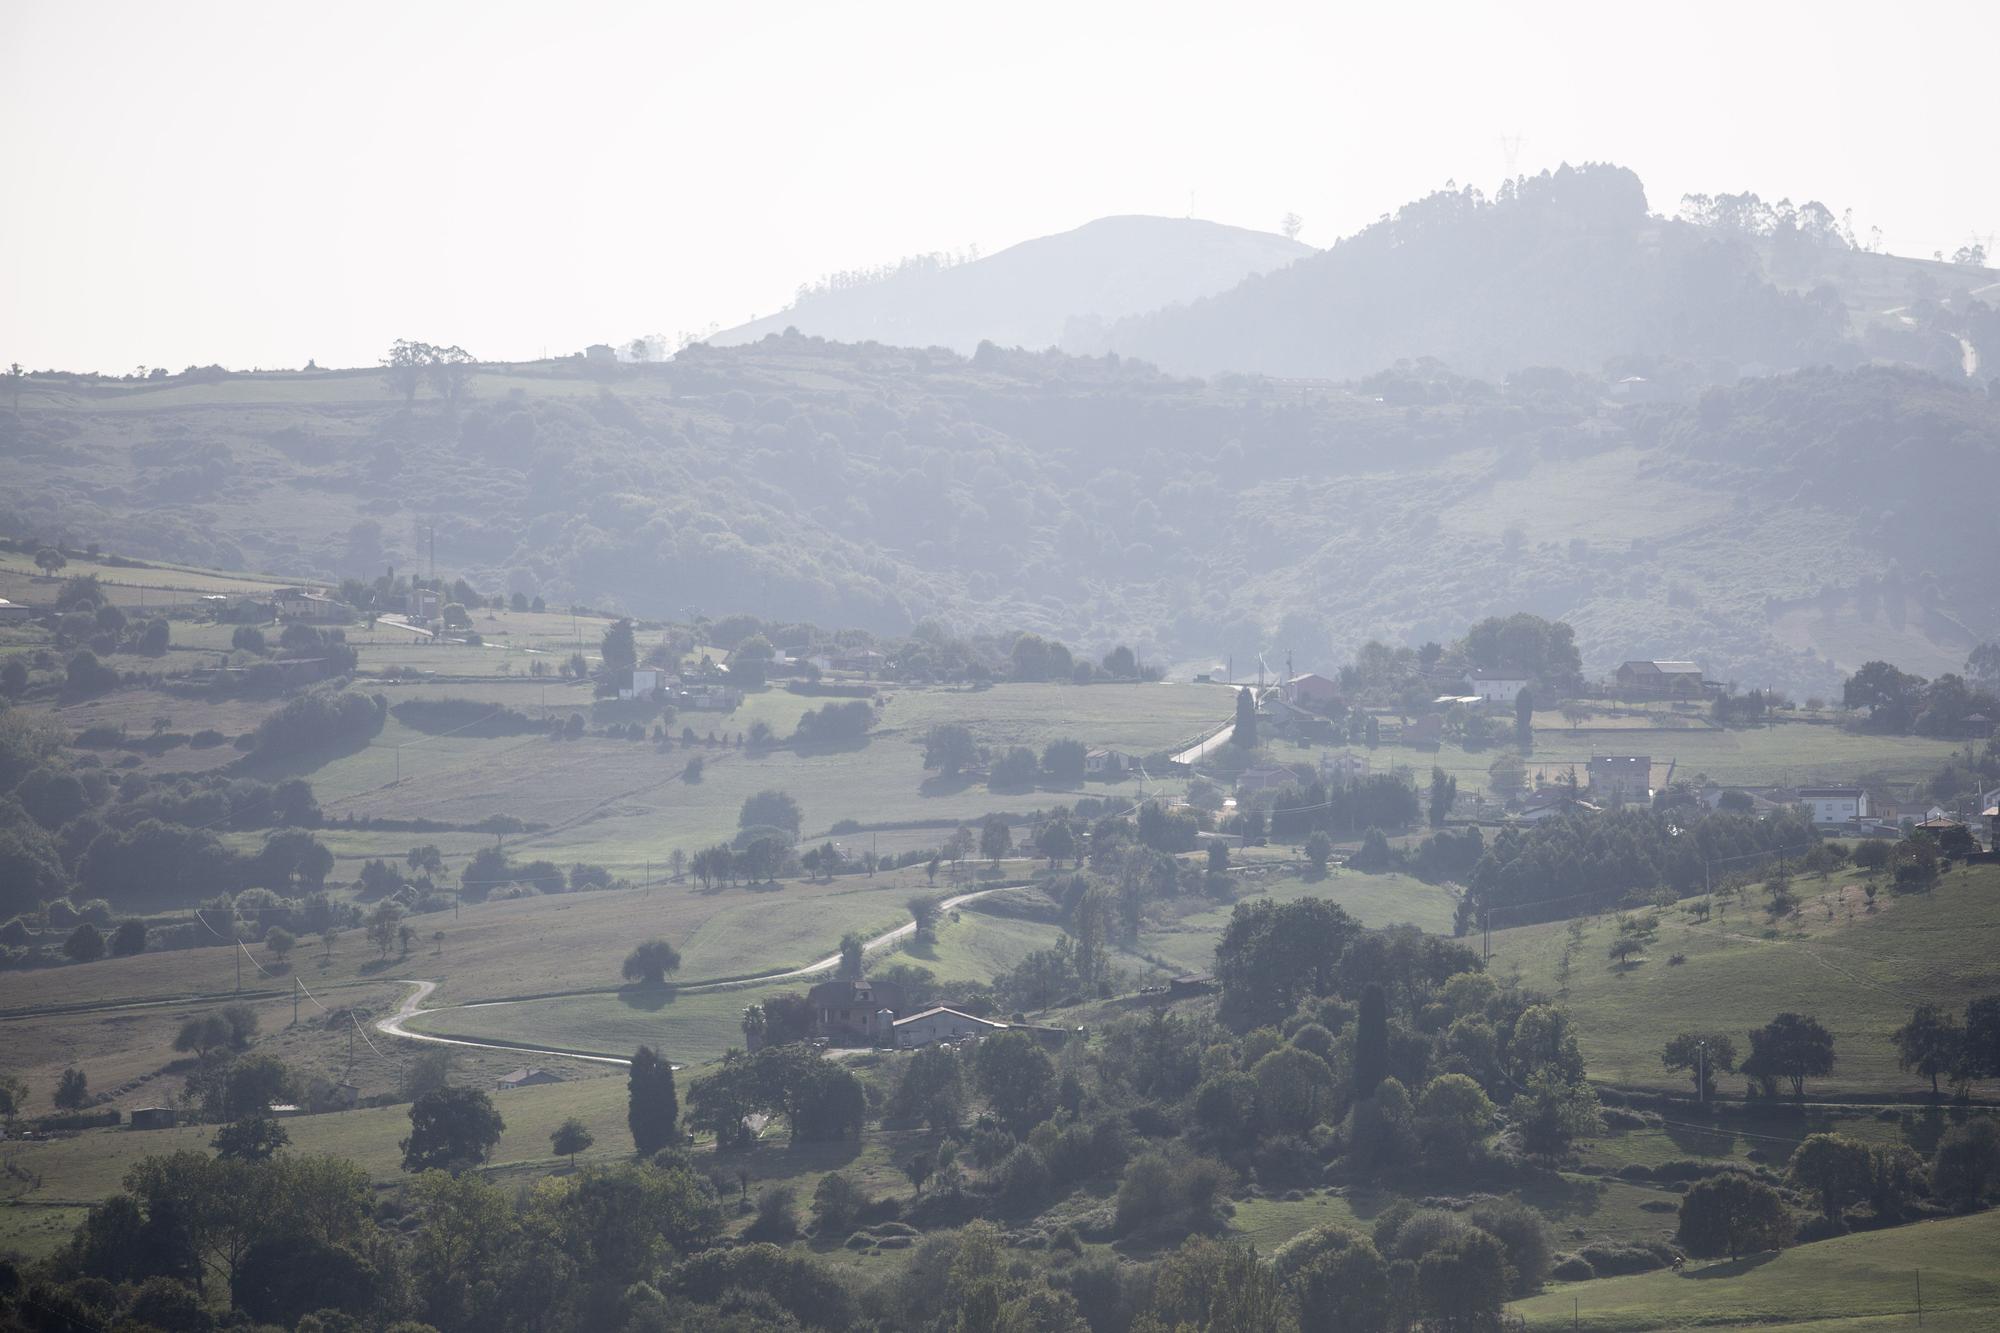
[1510,1209,2000,1331]
[1489,864,2000,1097]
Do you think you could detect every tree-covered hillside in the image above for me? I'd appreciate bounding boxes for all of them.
[1090,164,1999,384]
[4,340,1995,695]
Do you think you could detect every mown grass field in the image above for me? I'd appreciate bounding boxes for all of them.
[1489,863,2000,1096]
[1138,866,1461,975]
[0,873,940,1016]
[1510,1209,2000,1331]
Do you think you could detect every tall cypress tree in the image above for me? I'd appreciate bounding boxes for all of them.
[1354,983,1389,1101]
[1232,687,1259,748]
[628,1045,679,1156]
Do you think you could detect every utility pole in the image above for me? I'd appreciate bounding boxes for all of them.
[293,976,300,1026]
[1697,1039,1707,1106]
[1916,1269,1922,1325]
[1483,909,1491,962]
[234,942,241,993]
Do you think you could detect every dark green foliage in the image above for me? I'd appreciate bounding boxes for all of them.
[974,1031,1057,1135]
[1933,1120,2000,1210]
[623,938,682,986]
[400,1086,505,1172]
[109,918,147,955]
[628,1046,681,1155]
[1461,807,1818,931]
[249,691,386,760]
[1744,1012,1836,1098]
[1353,983,1388,1100]
[792,699,872,745]
[738,789,801,837]
[1232,686,1258,748]
[1891,1003,1963,1096]
[53,1067,88,1110]
[62,921,104,961]
[987,745,1038,790]
[1215,897,1361,1031]
[234,1235,379,1327]
[213,1115,291,1162]
[1677,1173,1794,1259]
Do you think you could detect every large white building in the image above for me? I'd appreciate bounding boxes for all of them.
[892,1006,1008,1048]
[1797,787,1869,823]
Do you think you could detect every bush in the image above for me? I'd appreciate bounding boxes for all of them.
[1468,1199,1553,1295]
[811,1172,867,1235]
[993,1144,1052,1209]
[250,691,386,760]
[1549,1253,1595,1281]
[748,1186,799,1241]
[1576,1241,1674,1276]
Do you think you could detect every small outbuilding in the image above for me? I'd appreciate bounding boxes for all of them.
[496,1067,564,1091]
[130,1107,178,1131]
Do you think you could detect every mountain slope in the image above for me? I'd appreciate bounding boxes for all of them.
[710,216,1311,354]
[1089,163,2000,383]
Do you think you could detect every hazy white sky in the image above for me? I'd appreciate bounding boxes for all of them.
[4,0,1995,372]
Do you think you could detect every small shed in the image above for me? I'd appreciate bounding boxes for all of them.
[496,1067,564,1091]
[130,1107,178,1131]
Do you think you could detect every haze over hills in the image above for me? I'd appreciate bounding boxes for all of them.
[6,340,1994,698]
[709,215,1312,355]
[716,164,1997,388]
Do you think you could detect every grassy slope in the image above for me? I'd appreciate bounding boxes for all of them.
[1509,1210,2000,1332]
[1139,866,1460,975]
[1489,864,2000,1096]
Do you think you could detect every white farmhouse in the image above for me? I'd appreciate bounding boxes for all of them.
[1797,786,1869,824]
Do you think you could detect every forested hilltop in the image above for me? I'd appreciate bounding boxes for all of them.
[1090,164,2000,382]
[4,340,1996,696]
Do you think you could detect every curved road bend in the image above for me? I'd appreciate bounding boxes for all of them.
[374,885,1008,1065]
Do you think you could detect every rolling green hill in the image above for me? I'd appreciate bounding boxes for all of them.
[7,340,1995,699]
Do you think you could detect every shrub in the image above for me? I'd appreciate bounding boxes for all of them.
[250,691,386,760]
[1549,1253,1595,1281]
[811,1172,867,1235]
[748,1185,799,1241]
[993,1144,1052,1209]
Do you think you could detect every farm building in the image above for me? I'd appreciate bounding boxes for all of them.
[1236,765,1302,797]
[809,977,909,1043]
[1588,755,1652,801]
[0,599,34,624]
[1615,660,1705,697]
[620,668,662,701]
[1085,747,1132,775]
[1319,751,1370,785]
[274,588,354,623]
[129,1107,178,1131]
[1281,672,1341,709]
[1466,669,1531,703]
[892,1006,1008,1048]
[1515,790,1600,824]
[496,1068,563,1090]
[1797,786,1870,824]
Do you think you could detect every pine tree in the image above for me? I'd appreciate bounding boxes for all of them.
[628,1045,680,1155]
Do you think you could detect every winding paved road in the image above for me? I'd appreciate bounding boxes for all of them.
[372,884,1009,1066]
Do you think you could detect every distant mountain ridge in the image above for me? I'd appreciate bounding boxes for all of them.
[1089,163,2000,383]
[710,215,1311,354]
